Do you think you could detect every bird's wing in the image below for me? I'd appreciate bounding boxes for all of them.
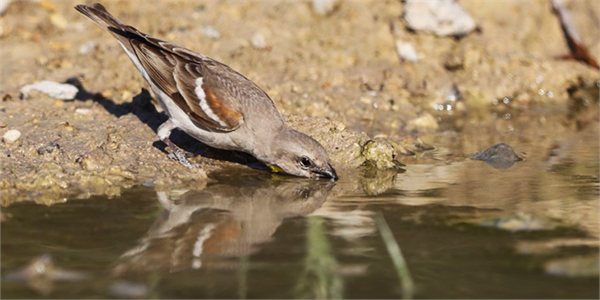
[131,39,244,131]
[75,3,244,132]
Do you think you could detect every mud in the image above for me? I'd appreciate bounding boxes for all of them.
[1,0,598,204]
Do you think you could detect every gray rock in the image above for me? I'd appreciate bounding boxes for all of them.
[471,143,523,169]
[403,0,476,37]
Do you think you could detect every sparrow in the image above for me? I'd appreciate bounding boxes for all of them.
[75,3,338,180]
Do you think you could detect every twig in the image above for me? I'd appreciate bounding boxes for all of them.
[375,212,415,299]
[551,0,599,69]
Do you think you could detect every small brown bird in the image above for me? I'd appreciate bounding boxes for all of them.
[75,3,337,180]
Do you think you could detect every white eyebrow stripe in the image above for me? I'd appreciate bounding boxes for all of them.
[194,77,227,127]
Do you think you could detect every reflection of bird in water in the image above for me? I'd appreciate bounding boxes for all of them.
[113,171,334,275]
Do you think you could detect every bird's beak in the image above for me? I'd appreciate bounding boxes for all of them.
[314,163,338,181]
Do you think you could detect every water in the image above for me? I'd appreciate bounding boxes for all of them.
[2,110,599,298]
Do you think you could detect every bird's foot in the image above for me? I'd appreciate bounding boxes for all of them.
[167,150,200,169]
[162,138,201,169]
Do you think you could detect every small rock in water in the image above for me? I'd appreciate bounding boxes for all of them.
[78,41,97,54]
[395,40,418,62]
[361,138,399,170]
[471,143,523,169]
[251,32,267,49]
[403,0,476,37]
[20,81,79,101]
[3,129,21,144]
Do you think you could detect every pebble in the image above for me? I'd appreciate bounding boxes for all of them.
[3,129,21,144]
[403,0,476,37]
[20,81,79,101]
[202,25,221,39]
[313,0,337,15]
[75,108,91,115]
[251,32,266,49]
[395,40,418,62]
[79,41,97,55]
[471,143,523,169]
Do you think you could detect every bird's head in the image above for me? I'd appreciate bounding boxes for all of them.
[268,127,338,180]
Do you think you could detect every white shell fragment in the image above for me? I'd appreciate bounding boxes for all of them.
[3,129,21,144]
[403,0,476,37]
[20,81,79,101]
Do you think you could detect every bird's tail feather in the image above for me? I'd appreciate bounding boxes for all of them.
[74,3,125,30]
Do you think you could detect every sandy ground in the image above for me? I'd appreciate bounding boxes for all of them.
[1,0,599,204]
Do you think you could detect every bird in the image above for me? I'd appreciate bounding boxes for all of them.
[74,3,338,180]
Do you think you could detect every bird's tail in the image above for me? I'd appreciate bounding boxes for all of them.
[74,3,125,30]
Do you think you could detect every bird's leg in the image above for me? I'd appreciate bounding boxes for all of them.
[158,119,200,169]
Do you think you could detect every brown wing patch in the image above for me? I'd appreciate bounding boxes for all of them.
[172,65,227,130]
[203,85,244,129]
[173,63,244,131]
[130,38,243,131]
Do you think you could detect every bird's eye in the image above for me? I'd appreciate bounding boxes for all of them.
[298,157,312,169]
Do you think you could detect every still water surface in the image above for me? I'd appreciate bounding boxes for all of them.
[2,111,599,298]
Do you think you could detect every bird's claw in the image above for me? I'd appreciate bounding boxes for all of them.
[168,151,199,169]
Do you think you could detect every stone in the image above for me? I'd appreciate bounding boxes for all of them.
[403,0,476,37]
[20,81,79,101]
[3,129,21,144]
[251,32,266,49]
[395,40,419,62]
